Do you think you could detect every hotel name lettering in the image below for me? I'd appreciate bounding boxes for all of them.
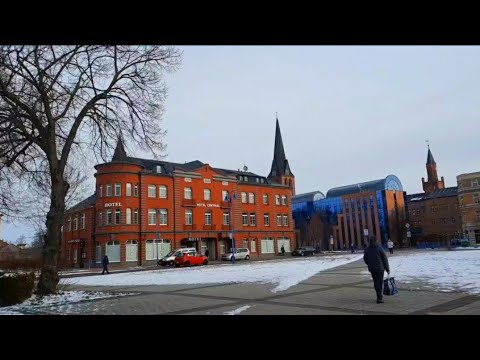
[104,202,122,207]
[196,203,220,208]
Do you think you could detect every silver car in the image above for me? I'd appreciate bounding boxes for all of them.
[221,248,250,261]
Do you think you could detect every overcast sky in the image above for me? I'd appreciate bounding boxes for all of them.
[3,46,480,242]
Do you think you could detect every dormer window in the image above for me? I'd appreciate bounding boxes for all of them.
[155,165,162,173]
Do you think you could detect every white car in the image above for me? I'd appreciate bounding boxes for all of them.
[158,247,196,266]
[221,248,250,261]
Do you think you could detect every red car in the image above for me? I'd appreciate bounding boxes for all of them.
[174,252,208,267]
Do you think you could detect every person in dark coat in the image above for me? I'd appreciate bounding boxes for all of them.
[363,236,390,303]
[102,255,110,275]
[281,245,285,256]
[350,242,355,253]
[204,249,210,259]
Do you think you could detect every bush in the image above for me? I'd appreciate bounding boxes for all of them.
[0,258,43,271]
[0,272,35,306]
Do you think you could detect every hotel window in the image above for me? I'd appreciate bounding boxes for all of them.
[222,190,229,202]
[282,195,287,205]
[460,196,464,205]
[472,179,479,187]
[98,185,102,198]
[249,193,255,204]
[184,187,192,200]
[126,208,132,224]
[204,189,211,201]
[106,209,112,225]
[73,216,78,230]
[263,194,269,205]
[134,184,139,196]
[242,213,248,226]
[249,213,256,226]
[148,185,156,198]
[283,215,288,226]
[185,209,193,225]
[223,212,230,225]
[251,239,257,252]
[276,214,282,226]
[80,213,85,229]
[115,209,121,224]
[106,184,112,197]
[244,238,249,248]
[133,209,139,224]
[148,209,156,225]
[115,183,121,196]
[159,209,168,225]
[159,185,167,199]
[241,192,247,203]
[264,214,270,226]
[275,195,280,205]
[126,183,132,196]
[205,211,212,225]
[98,212,103,226]
[67,217,71,231]
[474,193,480,204]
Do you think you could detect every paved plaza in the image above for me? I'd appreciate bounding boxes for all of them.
[46,256,480,315]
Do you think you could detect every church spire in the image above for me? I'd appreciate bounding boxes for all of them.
[268,115,292,178]
[422,144,445,193]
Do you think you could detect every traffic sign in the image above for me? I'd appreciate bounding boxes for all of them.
[405,223,410,229]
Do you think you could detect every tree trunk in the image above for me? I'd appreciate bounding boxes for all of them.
[36,170,67,295]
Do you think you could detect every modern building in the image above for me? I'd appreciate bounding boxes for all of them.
[457,171,480,244]
[406,146,462,244]
[62,118,296,268]
[293,175,407,250]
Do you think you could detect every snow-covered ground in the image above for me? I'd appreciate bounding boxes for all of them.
[0,291,132,315]
[362,250,480,295]
[63,254,363,293]
[223,305,252,315]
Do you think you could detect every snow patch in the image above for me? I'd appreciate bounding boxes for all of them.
[224,305,251,315]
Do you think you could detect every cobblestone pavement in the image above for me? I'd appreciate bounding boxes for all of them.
[36,255,480,315]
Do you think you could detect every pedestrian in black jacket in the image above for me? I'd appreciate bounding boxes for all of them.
[363,237,390,303]
[102,255,110,275]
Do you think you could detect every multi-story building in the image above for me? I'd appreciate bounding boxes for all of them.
[293,175,407,250]
[406,146,462,244]
[457,171,480,244]
[62,118,296,268]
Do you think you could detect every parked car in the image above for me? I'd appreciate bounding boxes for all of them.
[159,248,196,266]
[174,252,208,267]
[291,246,317,256]
[221,248,250,261]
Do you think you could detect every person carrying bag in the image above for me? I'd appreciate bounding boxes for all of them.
[383,273,398,296]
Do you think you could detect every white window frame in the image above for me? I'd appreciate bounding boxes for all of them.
[126,208,132,225]
[159,185,167,199]
[184,187,192,200]
[115,183,121,196]
[472,179,479,187]
[133,209,139,224]
[282,195,287,205]
[185,209,193,225]
[126,183,132,196]
[134,184,139,196]
[223,212,230,225]
[106,184,112,197]
[242,213,248,226]
[275,195,280,205]
[73,215,78,231]
[263,194,268,205]
[106,209,112,225]
[204,189,211,201]
[283,214,289,226]
[264,214,270,226]
[222,190,229,202]
[241,192,247,203]
[474,193,480,204]
[148,185,156,198]
[159,209,168,225]
[115,209,121,224]
[277,214,282,226]
[80,213,85,229]
[99,185,103,198]
[249,193,255,204]
[205,211,212,225]
[251,239,257,253]
[249,213,256,226]
[148,209,156,225]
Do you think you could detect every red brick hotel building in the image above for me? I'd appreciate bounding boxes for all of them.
[62,119,296,267]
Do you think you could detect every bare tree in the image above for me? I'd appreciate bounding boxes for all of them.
[31,229,46,248]
[0,46,182,294]
[14,235,27,246]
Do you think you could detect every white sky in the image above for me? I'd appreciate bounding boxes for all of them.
[4,46,480,242]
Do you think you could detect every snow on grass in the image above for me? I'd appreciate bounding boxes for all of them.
[0,291,133,315]
[223,305,251,315]
[64,254,363,293]
[362,250,480,295]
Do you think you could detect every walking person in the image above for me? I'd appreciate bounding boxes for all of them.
[281,245,285,256]
[363,236,390,303]
[350,242,355,253]
[102,254,110,275]
[204,248,210,259]
[329,236,334,251]
[387,238,394,255]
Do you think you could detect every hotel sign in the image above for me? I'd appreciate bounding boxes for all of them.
[196,203,220,208]
[105,202,122,207]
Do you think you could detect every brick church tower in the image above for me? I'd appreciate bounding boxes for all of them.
[422,145,445,194]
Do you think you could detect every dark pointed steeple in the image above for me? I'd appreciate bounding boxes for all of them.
[426,145,435,165]
[268,114,293,179]
[112,136,127,162]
